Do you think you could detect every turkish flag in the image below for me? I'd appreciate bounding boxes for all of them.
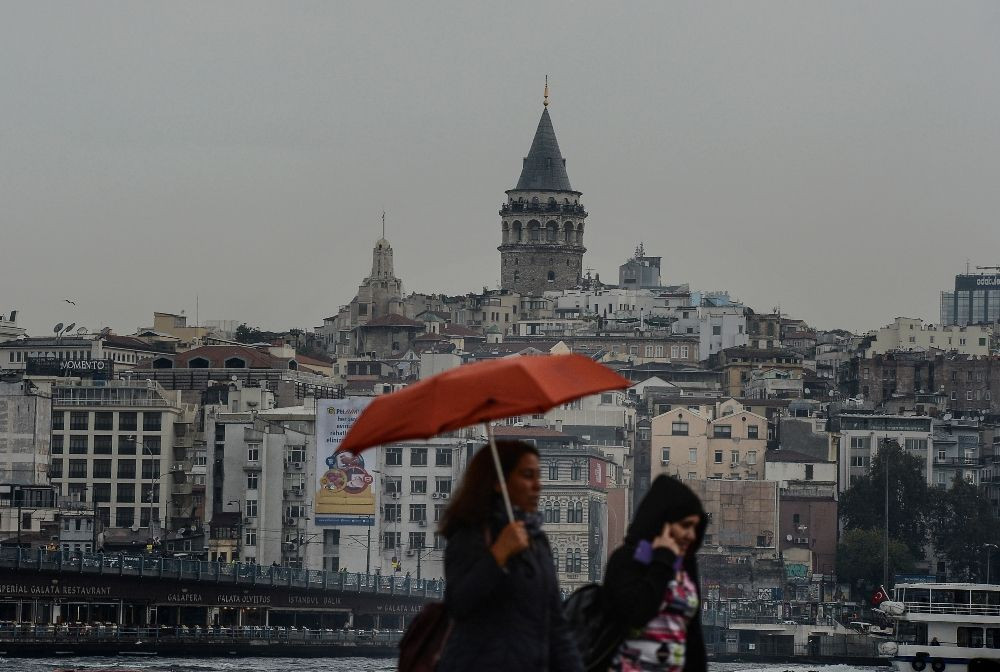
[871,585,889,606]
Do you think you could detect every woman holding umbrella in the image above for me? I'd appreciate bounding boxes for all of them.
[435,440,583,672]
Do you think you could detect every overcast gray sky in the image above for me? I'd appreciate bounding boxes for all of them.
[4,1,1000,337]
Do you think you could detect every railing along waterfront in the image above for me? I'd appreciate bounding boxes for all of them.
[902,600,1000,616]
[0,548,444,598]
[0,622,403,646]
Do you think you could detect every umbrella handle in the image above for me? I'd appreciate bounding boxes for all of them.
[485,423,515,523]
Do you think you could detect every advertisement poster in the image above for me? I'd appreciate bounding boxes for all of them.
[314,398,375,526]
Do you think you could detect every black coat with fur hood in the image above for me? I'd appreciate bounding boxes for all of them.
[602,475,707,672]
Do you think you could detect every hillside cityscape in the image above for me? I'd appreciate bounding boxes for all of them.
[3,95,1000,650]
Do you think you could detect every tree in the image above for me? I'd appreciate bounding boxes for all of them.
[234,323,280,344]
[839,440,931,558]
[837,528,915,595]
[928,476,1000,581]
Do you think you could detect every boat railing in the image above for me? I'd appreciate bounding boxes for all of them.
[904,601,1000,616]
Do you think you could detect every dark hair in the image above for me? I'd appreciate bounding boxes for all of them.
[438,440,539,538]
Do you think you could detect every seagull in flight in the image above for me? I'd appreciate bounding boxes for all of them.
[64,299,76,305]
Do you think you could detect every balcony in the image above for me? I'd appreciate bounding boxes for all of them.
[171,483,193,496]
[169,461,193,473]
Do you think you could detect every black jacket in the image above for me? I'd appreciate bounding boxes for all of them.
[602,476,707,672]
[437,516,583,672]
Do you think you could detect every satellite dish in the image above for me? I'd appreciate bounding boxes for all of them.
[786,534,793,542]
[178,527,187,535]
[99,327,112,337]
[64,323,76,333]
[130,523,140,532]
[76,327,88,335]
[53,323,64,334]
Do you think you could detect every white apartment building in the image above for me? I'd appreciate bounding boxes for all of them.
[48,380,187,538]
[865,317,991,357]
[836,412,934,492]
[0,335,160,373]
[697,307,749,361]
[378,438,470,581]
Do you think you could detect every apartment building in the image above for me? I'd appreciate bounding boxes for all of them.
[650,401,768,482]
[835,412,934,492]
[48,380,188,540]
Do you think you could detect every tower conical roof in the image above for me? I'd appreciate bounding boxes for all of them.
[515,108,573,192]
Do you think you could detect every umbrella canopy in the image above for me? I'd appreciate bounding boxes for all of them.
[337,353,629,455]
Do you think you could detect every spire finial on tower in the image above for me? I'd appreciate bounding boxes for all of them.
[543,75,549,108]
[382,210,386,239]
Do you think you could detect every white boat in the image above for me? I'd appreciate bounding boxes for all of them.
[879,582,1000,672]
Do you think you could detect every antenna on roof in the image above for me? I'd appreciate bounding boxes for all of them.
[382,210,386,239]
[543,75,549,108]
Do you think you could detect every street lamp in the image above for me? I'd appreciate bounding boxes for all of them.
[985,544,998,584]
[127,436,160,547]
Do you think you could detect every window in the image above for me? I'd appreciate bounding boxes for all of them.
[116,483,135,503]
[141,483,159,504]
[51,435,63,454]
[714,451,723,464]
[671,422,689,436]
[69,436,88,454]
[94,412,113,431]
[384,477,402,495]
[93,459,112,479]
[116,508,135,528]
[434,503,447,522]
[247,445,260,462]
[385,447,402,466]
[245,499,258,518]
[142,413,161,432]
[52,412,64,431]
[435,448,453,467]
[958,627,984,648]
[68,459,88,479]
[247,472,259,490]
[409,532,426,550]
[680,346,689,358]
[571,462,582,480]
[141,437,161,455]
[141,459,160,480]
[117,459,136,479]
[94,435,112,454]
[644,345,654,357]
[567,501,584,523]
[712,325,721,336]
[383,503,401,522]
[805,464,814,480]
[688,448,698,463]
[549,462,559,480]
[731,451,739,466]
[411,478,427,494]
[244,529,257,547]
[747,451,757,465]
[850,455,868,468]
[118,436,136,455]
[747,425,759,439]
[411,448,427,466]
[49,460,63,478]
[670,345,680,358]
[70,412,89,430]
[410,504,426,523]
[661,448,670,463]
[436,478,452,495]
[713,425,732,439]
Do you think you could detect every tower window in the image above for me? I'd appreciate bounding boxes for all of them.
[547,271,555,282]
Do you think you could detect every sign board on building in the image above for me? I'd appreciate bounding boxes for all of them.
[588,457,607,490]
[314,398,374,525]
[955,274,1000,291]
[26,357,113,380]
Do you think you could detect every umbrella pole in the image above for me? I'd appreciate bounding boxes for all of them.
[485,423,515,522]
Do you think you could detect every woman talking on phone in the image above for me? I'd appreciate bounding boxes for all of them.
[603,475,707,672]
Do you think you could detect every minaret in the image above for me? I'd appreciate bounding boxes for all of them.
[498,78,587,294]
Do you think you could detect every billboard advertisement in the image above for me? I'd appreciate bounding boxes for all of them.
[956,274,1000,291]
[588,457,607,490]
[314,398,374,526]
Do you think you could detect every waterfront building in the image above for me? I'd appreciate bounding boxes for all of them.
[0,334,161,375]
[47,379,192,543]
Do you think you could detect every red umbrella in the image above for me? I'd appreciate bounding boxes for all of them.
[337,353,629,519]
